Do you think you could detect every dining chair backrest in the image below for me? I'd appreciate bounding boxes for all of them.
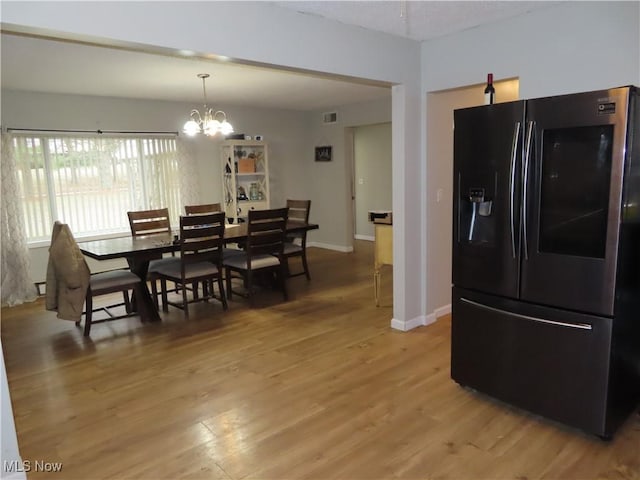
[286,199,311,224]
[246,208,288,260]
[127,208,171,236]
[282,200,312,280]
[184,203,222,215]
[179,212,226,269]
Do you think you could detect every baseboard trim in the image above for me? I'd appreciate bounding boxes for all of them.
[434,304,451,318]
[390,304,451,331]
[354,234,375,242]
[391,315,426,331]
[307,241,354,253]
[423,312,437,327]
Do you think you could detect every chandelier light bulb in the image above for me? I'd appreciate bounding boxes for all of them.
[203,118,221,136]
[220,120,234,136]
[183,120,200,136]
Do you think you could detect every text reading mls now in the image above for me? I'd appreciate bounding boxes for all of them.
[4,460,63,473]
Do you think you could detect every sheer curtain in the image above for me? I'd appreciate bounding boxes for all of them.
[1,133,38,306]
[176,136,201,207]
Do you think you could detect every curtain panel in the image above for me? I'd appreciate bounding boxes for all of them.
[1,133,38,306]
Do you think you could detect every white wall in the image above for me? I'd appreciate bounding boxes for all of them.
[2,0,422,327]
[421,0,640,316]
[354,123,392,239]
[422,2,640,97]
[306,98,392,250]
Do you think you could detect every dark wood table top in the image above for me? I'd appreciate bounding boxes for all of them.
[78,221,318,260]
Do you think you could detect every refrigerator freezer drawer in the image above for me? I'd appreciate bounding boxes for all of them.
[451,287,613,437]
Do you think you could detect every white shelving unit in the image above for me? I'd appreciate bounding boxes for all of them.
[221,140,270,223]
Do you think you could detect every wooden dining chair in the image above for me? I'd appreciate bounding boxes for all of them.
[184,203,222,215]
[128,208,172,237]
[127,208,178,309]
[283,199,312,280]
[185,202,243,261]
[46,221,142,336]
[223,207,289,305]
[154,212,228,319]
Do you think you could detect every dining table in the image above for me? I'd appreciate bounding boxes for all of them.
[78,221,319,322]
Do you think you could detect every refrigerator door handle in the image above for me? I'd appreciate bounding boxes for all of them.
[522,120,535,260]
[509,122,521,259]
[460,298,593,330]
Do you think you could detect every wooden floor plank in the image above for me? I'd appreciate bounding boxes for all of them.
[2,241,639,479]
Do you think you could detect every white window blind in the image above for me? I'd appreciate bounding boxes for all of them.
[12,133,181,243]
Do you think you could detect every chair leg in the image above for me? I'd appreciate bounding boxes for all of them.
[226,267,233,300]
[182,282,189,319]
[218,275,228,311]
[280,265,289,301]
[247,270,254,307]
[123,290,132,313]
[284,256,291,278]
[160,279,169,312]
[84,292,93,336]
[150,279,159,310]
[301,251,311,281]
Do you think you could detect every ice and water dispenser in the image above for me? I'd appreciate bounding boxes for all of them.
[458,175,495,245]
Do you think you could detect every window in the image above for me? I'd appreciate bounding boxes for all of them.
[13,133,182,243]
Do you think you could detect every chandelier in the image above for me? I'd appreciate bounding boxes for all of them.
[183,73,233,137]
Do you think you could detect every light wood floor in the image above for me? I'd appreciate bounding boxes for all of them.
[2,241,639,480]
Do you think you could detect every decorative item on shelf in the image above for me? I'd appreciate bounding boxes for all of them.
[255,135,264,141]
[237,186,248,201]
[183,73,234,137]
[249,183,259,200]
[226,133,245,140]
[238,156,256,173]
[315,145,332,162]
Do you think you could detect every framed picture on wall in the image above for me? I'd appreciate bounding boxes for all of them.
[315,145,332,162]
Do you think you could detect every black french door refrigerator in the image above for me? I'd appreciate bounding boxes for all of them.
[451,86,640,439]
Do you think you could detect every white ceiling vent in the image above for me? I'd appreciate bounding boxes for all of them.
[322,111,338,124]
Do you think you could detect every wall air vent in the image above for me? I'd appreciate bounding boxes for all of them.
[322,111,338,124]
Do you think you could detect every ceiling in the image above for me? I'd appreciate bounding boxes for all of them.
[1,1,558,111]
[274,1,558,42]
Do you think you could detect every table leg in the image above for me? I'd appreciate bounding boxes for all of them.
[374,264,381,307]
[127,257,161,323]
